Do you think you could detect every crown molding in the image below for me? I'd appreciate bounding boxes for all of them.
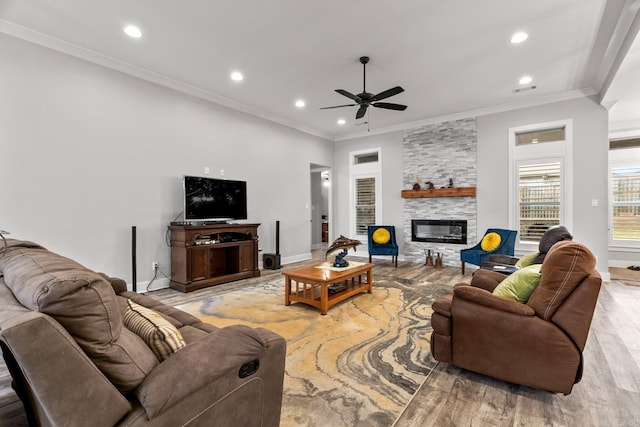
[0,18,613,144]
[334,88,598,142]
[0,20,334,142]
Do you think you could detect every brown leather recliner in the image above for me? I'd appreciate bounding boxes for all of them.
[430,240,601,394]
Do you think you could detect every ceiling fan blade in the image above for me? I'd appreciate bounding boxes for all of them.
[372,102,407,111]
[319,104,357,109]
[356,105,368,119]
[335,89,361,102]
[371,86,404,102]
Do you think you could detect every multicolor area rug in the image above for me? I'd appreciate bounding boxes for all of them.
[176,276,452,426]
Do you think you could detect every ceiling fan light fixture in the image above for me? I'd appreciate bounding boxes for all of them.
[295,100,305,108]
[123,25,142,38]
[230,71,244,81]
[337,119,346,125]
[510,31,528,44]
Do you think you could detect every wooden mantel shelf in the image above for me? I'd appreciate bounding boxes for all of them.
[401,187,476,198]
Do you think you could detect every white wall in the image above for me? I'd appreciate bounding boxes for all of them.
[334,98,610,274]
[476,97,609,274]
[333,131,404,254]
[0,34,333,289]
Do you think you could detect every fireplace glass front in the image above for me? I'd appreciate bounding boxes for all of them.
[411,220,467,244]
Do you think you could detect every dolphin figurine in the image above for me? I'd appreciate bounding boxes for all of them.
[325,235,362,258]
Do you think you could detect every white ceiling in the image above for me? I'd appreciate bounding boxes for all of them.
[1,0,639,141]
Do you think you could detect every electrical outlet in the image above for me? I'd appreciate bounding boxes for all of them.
[152,261,159,271]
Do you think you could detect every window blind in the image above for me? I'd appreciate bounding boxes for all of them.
[612,166,640,240]
[518,162,561,241]
[355,177,375,235]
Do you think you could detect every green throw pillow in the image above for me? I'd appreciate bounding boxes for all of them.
[515,252,540,268]
[493,264,542,304]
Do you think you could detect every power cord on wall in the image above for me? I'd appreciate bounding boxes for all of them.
[146,264,171,292]
[166,211,185,246]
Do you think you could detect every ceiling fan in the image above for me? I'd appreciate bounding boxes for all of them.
[320,56,407,120]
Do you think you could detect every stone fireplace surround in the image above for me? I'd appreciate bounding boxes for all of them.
[402,118,477,266]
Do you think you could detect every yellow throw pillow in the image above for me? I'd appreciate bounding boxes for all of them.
[493,264,542,303]
[480,232,502,251]
[372,228,391,244]
[123,299,186,361]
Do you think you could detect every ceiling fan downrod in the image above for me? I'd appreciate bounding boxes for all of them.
[360,56,369,94]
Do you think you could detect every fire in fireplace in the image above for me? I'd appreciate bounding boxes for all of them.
[411,219,467,244]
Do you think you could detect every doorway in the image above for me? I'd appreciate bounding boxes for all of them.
[310,164,331,250]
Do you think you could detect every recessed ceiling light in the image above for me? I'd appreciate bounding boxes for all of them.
[511,32,528,44]
[519,75,533,85]
[124,25,142,38]
[295,100,305,108]
[337,119,346,125]
[230,71,244,81]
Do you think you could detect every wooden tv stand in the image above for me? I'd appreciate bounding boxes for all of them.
[168,223,260,292]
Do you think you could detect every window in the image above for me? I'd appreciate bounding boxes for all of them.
[611,166,640,240]
[349,148,382,237]
[353,152,379,164]
[509,120,572,250]
[518,162,561,241]
[609,145,640,246]
[515,126,565,146]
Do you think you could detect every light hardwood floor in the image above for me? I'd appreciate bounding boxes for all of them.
[1,254,638,426]
[394,278,640,427]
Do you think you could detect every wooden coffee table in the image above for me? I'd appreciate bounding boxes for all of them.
[283,262,374,315]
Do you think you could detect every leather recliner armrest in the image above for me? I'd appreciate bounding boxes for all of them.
[1,314,131,426]
[453,285,535,316]
[469,269,509,292]
[136,324,286,419]
[487,254,519,265]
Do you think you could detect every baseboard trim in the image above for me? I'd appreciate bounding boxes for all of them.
[609,259,637,268]
[282,253,313,265]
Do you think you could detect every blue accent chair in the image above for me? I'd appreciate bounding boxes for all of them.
[460,228,517,274]
[367,225,399,267]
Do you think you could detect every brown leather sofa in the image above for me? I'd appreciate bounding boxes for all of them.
[0,239,286,426]
[430,240,601,394]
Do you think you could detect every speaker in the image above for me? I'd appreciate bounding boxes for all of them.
[263,253,281,270]
[131,226,137,292]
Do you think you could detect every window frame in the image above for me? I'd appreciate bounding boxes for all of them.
[508,120,573,253]
[349,148,382,239]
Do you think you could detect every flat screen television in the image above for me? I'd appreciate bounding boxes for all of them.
[183,176,248,222]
